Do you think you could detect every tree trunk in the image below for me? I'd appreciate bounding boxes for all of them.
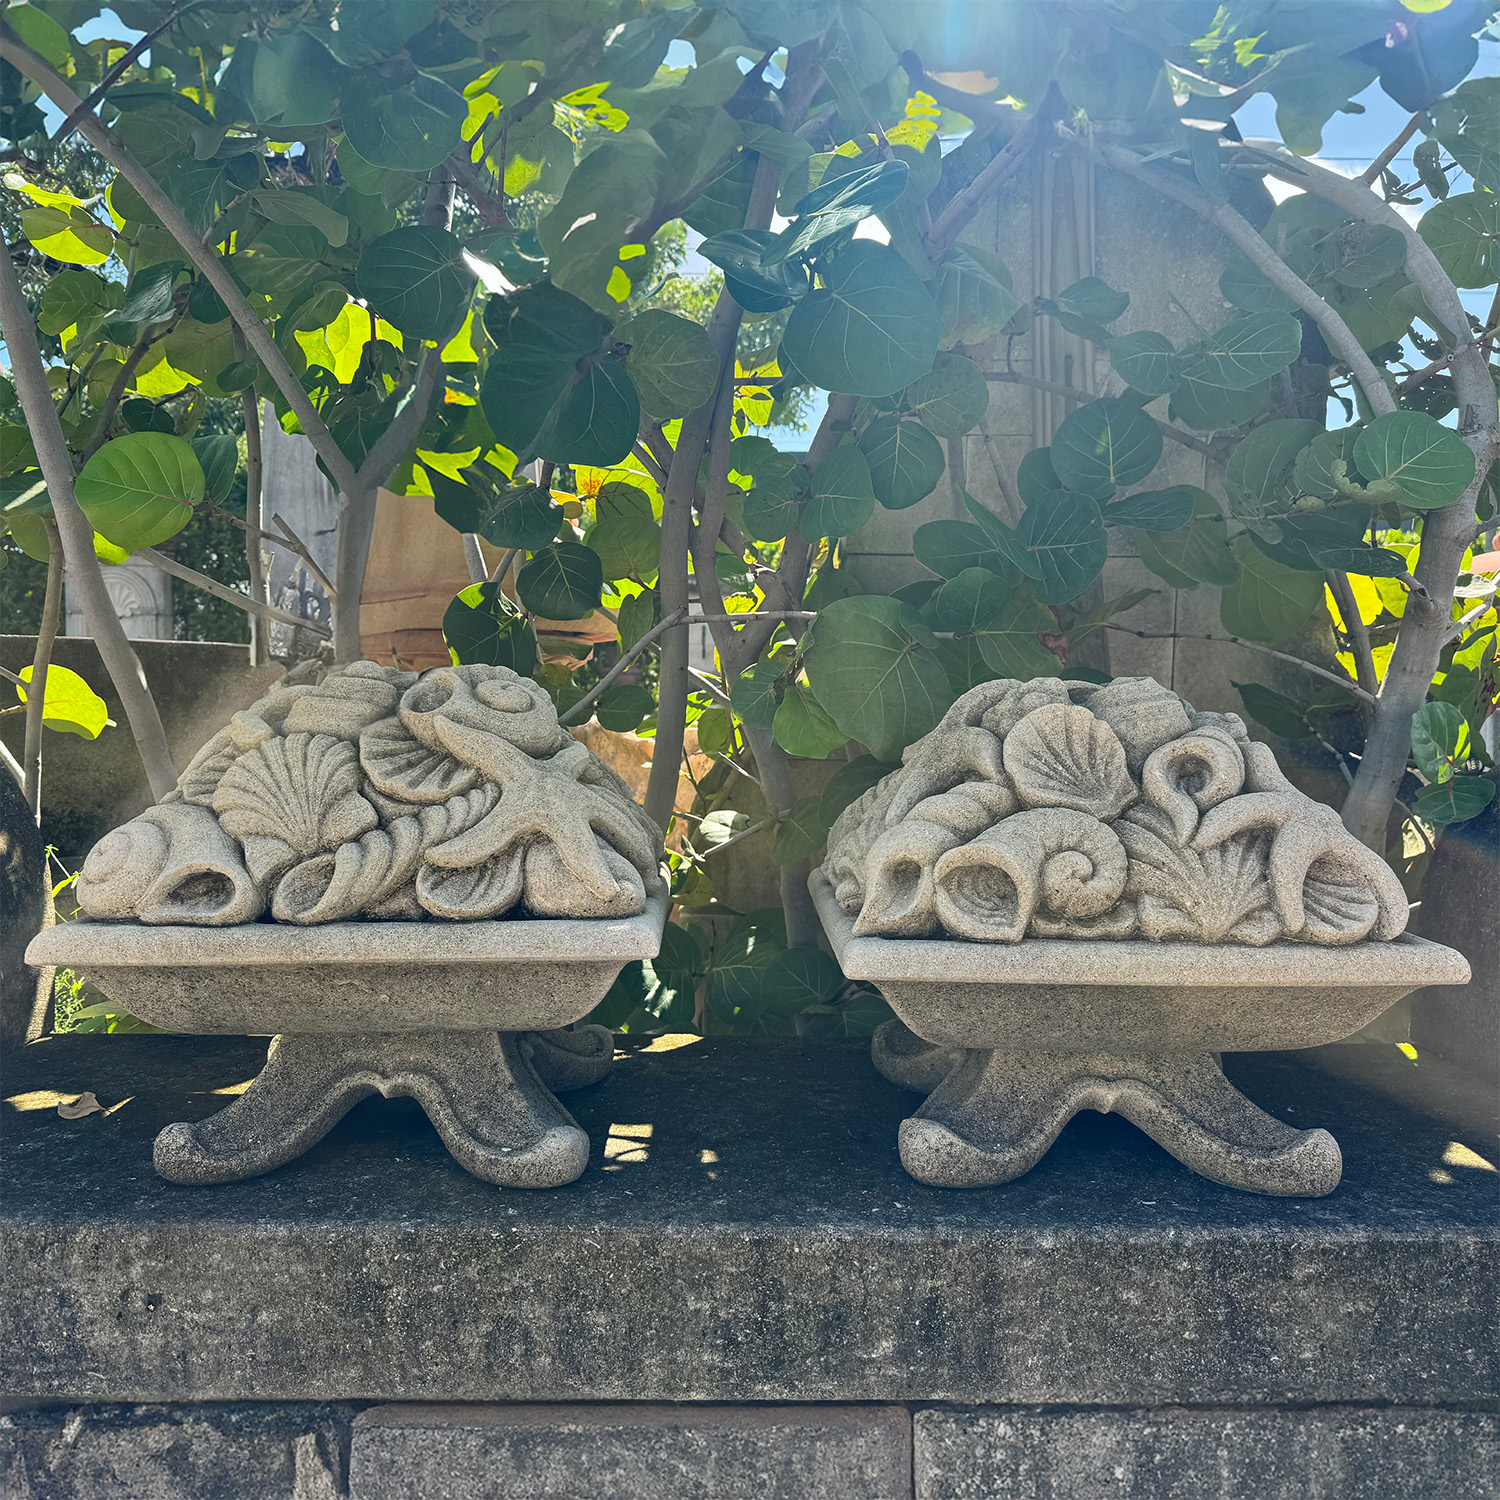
[22,521,62,819]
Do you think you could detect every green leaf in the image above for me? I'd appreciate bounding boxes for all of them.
[973,593,1061,680]
[429,469,562,551]
[804,596,950,762]
[913,519,1007,580]
[121,399,175,435]
[540,355,640,468]
[1219,257,1295,315]
[250,190,350,248]
[619,310,719,419]
[220,32,342,131]
[588,482,661,580]
[1429,77,1500,192]
[1225,419,1322,517]
[962,491,1042,579]
[1234,680,1314,741]
[1418,191,1500,288]
[781,242,939,399]
[859,416,945,510]
[1102,486,1195,531]
[342,72,466,171]
[15,664,109,740]
[1053,275,1129,325]
[705,909,788,1027]
[442,581,538,674]
[191,435,237,502]
[802,445,875,540]
[1249,508,1407,578]
[1105,331,1180,397]
[1019,491,1108,604]
[481,283,614,456]
[1049,398,1162,500]
[699,228,809,313]
[1197,312,1304,391]
[517,541,604,621]
[757,947,846,1019]
[21,205,112,266]
[932,242,1024,348]
[1330,223,1406,288]
[1352,412,1477,510]
[358,226,474,341]
[1219,534,1323,642]
[1411,700,1467,782]
[75,432,203,550]
[773,157,910,263]
[933,567,1009,633]
[1016,447,1064,507]
[1413,139,1451,199]
[38,269,118,336]
[773,679,848,757]
[1413,775,1496,826]
[617,589,659,653]
[774,797,831,865]
[1169,363,1273,433]
[731,657,784,729]
[596,684,655,733]
[1137,488,1240,588]
[1,472,51,517]
[901,352,989,439]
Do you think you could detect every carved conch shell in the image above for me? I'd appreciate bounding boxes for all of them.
[213,732,378,884]
[1117,803,1280,945]
[1083,677,1193,775]
[1140,724,1246,844]
[884,726,1006,825]
[932,807,1128,942]
[1002,704,1136,820]
[78,802,264,926]
[400,665,567,758]
[976,677,1071,739]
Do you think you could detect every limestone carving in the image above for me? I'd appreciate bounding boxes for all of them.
[825,676,1408,947]
[78,661,666,926]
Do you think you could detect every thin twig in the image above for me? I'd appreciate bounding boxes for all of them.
[1360,113,1423,186]
[1394,797,1435,855]
[1104,624,1374,703]
[135,546,332,637]
[1327,570,1378,704]
[924,102,1048,261]
[696,817,772,859]
[558,606,689,726]
[1396,329,1494,393]
[461,533,487,585]
[688,666,732,706]
[269,512,336,600]
[1443,597,1494,647]
[492,545,520,584]
[985,370,1218,457]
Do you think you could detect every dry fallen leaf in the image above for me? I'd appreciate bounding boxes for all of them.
[57,1092,103,1120]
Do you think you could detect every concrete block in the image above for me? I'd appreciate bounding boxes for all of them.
[348,1403,912,1500]
[914,1405,1500,1500]
[0,1402,354,1500]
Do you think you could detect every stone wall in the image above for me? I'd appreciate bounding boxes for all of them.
[3,1401,1494,1500]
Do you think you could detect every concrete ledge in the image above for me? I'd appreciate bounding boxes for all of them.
[914,1406,1500,1500]
[3,1036,1496,1406]
[349,1402,911,1500]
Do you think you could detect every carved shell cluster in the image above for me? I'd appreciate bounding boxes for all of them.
[77,662,665,926]
[824,677,1408,948]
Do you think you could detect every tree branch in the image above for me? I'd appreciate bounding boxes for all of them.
[1326,569,1379,705]
[22,519,62,817]
[559,606,689,726]
[924,102,1047,261]
[1360,113,1423,187]
[0,23,362,497]
[986,369,1219,457]
[1104,624,1374,704]
[0,224,177,800]
[135,546,332,638]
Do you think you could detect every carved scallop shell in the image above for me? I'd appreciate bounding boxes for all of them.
[176,728,239,807]
[416,850,526,920]
[213,732,378,884]
[360,715,480,804]
[1002,704,1136,820]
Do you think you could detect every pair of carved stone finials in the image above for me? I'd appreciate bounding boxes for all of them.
[45,665,1458,1198]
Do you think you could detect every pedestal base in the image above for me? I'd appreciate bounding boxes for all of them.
[873,1021,1342,1197]
[154,1026,614,1188]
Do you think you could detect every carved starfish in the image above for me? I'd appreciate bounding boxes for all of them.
[423,719,656,900]
[1191,791,1407,940]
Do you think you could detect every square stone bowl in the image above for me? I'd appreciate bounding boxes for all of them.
[810,872,1467,1054]
[26,892,669,1036]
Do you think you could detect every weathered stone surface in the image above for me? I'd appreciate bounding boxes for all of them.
[348,1403,912,1500]
[0,766,48,1053]
[0,1402,357,1500]
[913,1406,1500,1500]
[3,1035,1494,1406]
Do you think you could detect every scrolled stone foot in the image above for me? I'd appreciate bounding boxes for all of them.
[154,1030,592,1189]
[524,1024,615,1091]
[899,1047,1342,1197]
[870,1018,967,1094]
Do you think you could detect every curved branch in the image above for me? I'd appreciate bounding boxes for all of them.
[0,23,362,498]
